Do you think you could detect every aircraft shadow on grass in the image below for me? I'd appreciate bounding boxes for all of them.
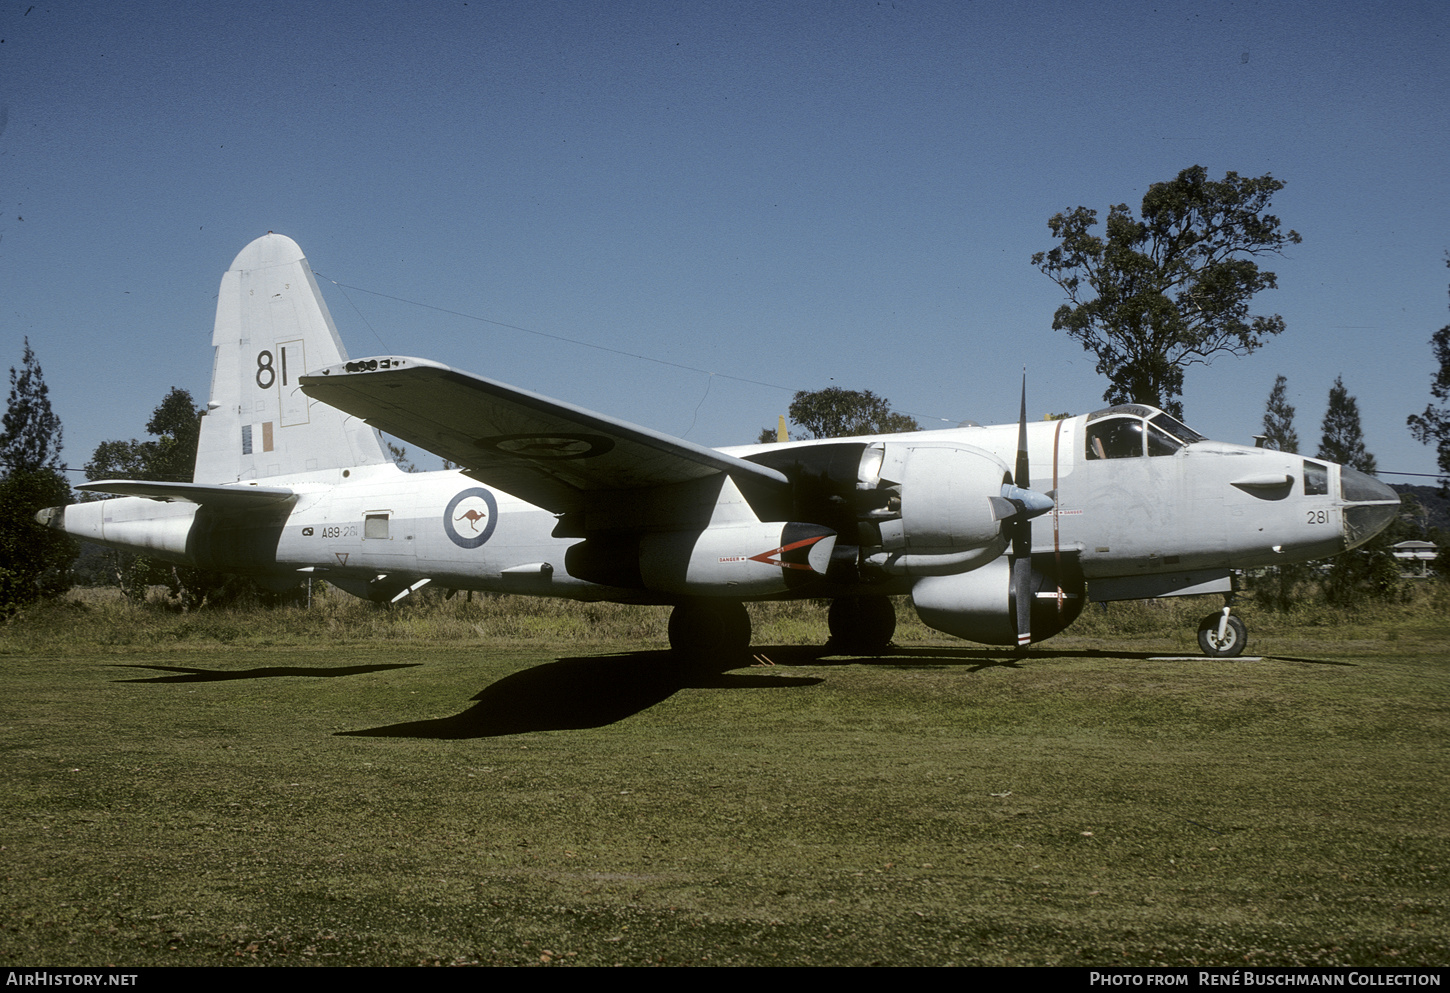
[109,663,423,683]
[336,643,1112,740]
[338,649,825,740]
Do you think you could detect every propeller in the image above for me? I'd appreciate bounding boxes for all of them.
[1009,371,1038,651]
[983,372,1054,648]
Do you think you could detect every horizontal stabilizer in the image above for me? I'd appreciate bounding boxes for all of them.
[299,356,789,513]
[78,479,297,510]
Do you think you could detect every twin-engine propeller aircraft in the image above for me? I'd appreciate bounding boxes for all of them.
[41,234,1400,658]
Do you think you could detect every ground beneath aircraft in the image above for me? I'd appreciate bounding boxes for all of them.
[3,623,1447,966]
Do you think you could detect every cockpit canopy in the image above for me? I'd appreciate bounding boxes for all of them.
[1083,405,1207,460]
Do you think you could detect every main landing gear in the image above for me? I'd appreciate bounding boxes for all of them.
[1197,604,1248,658]
[666,596,898,658]
[668,600,750,657]
[826,596,896,654]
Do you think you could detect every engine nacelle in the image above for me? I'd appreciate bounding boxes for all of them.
[876,442,1010,553]
[860,442,1016,576]
[911,554,1085,646]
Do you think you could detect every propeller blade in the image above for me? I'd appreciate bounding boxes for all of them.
[1015,369,1029,492]
[1013,554,1033,650]
[1012,370,1032,651]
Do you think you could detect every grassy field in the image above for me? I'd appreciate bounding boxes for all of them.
[1,591,1447,966]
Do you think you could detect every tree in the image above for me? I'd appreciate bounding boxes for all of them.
[2,339,65,473]
[143,387,204,483]
[1033,166,1301,419]
[1262,374,1299,453]
[0,339,77,611]
[772,387,920,441]
[1318,376,1376,473]
[1408,259,1450,494]
[385,439,418,473]
[85,387,201,484]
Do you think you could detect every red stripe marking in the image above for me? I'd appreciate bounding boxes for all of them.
[747,535,828,571]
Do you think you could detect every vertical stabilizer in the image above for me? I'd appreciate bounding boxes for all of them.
[194,233,388,483]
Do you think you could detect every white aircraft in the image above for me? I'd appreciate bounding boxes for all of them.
[40,234,1400,658]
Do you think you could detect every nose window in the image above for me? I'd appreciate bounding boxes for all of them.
[1341,465,1400,503]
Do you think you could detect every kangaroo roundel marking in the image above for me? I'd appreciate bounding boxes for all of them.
[444,487,499,549]
[476,433,615,461]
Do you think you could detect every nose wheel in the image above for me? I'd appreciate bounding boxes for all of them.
[1197,608,1247,658]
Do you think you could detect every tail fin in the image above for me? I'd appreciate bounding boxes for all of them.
[194,233,388,483]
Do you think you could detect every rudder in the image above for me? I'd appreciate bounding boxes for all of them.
[194,233,388,483]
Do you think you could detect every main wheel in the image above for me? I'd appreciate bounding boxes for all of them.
[827,596,896,653]
[1197,612,1247,658]
[669,600,751,658]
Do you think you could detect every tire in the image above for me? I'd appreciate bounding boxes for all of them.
[1197,612,1247,658]
[669,600,751,658]
[827,596,896,653]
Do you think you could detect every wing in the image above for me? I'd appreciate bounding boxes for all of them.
[77,480,297,510]
[298,357,789,513]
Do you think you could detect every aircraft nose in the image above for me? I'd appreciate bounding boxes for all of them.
[1339,465,1400,550]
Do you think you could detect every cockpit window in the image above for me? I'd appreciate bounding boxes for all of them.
[1085,416,1145,459]
[1085,405,1205,450]
[1149,412,1205,444]
[1303,460,1329,496]
[1146,424,1183,457]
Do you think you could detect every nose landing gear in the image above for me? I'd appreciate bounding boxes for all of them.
[1197,605,1247,658]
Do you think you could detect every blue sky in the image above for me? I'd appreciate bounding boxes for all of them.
[3,0,1446,480]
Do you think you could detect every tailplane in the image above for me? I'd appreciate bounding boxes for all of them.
[194,233,388,483]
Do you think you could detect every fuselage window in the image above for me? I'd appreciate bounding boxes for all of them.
[364,513,390,539]
[1086,417,1145,459]
[1303,461,1329,496]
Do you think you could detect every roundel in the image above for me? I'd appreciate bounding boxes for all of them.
[476,433,615,461]
[443,487,499,549]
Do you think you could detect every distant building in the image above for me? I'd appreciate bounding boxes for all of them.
[1392,540,1438,578]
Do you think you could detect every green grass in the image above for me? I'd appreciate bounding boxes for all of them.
[1,591,1447,966]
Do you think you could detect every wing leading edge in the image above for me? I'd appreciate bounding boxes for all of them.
[298,357,789,514]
